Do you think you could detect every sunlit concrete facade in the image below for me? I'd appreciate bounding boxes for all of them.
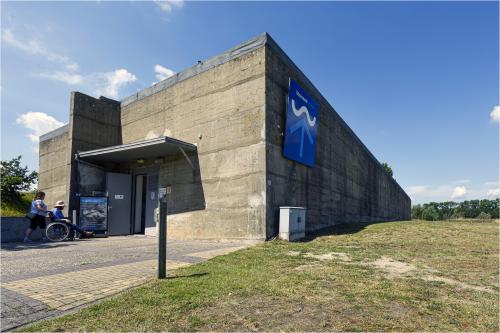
[39,33,411,240]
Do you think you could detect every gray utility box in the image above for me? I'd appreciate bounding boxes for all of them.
[279,207,306,241]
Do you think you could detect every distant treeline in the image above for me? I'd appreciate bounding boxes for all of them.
[412,199,499,221]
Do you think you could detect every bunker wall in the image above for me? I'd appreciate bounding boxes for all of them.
[264,45,411,237]
[39,126,70,215]
[120,48,267,240]
[66,93,122,213]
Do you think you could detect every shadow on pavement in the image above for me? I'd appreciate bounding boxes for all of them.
[1,241,79,251]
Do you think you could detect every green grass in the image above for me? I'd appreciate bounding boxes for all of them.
[22,220,499,332]
[1,192,33,217]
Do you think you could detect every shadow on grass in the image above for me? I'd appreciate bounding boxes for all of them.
[166,272,209,280]
[300,219,409,242]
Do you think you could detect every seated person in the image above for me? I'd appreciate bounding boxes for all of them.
[51,201,93,239]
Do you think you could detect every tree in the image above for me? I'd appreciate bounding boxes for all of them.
[421,206,439,221]
[381,162,393,177]
[413,199,499,220]
[0,156,38,200]
[477,212,492,221]
[411,204,423,220]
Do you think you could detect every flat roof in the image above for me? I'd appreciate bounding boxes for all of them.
[77,136,196,163]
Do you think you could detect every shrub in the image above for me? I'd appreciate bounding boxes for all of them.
[476,212,492,221]
[421,206,439,221]
[411,205,423,220]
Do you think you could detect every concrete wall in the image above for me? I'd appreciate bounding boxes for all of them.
[120,48,267,240]
[1,217,42,243]
[37,33,411,241]
[66,93,122,213]
[39,126,69,214]
[264,43,411,237]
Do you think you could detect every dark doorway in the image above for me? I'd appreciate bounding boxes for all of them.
[133,174,147,234]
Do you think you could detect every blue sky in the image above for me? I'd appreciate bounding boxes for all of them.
[1,1,498,204]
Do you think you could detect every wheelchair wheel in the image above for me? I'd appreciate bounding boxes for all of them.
[45,222,70,242]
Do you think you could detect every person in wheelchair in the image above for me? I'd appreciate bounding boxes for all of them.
[50,201,93,239]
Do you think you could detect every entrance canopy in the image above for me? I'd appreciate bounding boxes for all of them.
[77,136,197,163]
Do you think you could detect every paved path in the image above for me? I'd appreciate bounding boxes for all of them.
[1,236,256,331]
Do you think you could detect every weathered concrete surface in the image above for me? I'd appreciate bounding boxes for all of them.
[121,47,267,240]
[264,42,411,237]
[1,217,42,243]
[66,94,122,214]
[39,128,69,215]
[38,33,410,241]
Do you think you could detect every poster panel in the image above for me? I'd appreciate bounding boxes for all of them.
[79,196,108,232]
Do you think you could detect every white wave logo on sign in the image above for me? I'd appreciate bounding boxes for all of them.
[291,99,316,127]
[283,79,318,167]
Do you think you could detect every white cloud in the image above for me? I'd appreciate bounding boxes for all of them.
[490,105,500,122]
[39,71,83,85]
[453,179,470,184]
[451,186,467,199]
[406,184,454,201]
[94,69,137,99]
[153,64,175,84]
[2,28,137,99]
[486,189,500,197]
[38,68,137,98]
[154,0,184,13]
[16,112,65,146]
[406,185,428,196]
[64,63,79,71]
[408,181,500,203]
[2,29,78,70]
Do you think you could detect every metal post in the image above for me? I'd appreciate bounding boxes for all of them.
[158,188,167,279]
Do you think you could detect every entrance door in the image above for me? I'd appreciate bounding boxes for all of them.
[106,172,132,236]
[133,175,146,234]
[144,172,159,236]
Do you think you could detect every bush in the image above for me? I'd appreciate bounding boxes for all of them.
[1,192,33,217]
[421,206,439,221]
[411,204,423,220]
[476,212,492,221]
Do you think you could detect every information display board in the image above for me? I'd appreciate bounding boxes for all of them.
[283,79,319,167]
[79,196,108,232]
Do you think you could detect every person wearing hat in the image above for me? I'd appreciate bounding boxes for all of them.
[51,201,67,220]
[51,201,92,239]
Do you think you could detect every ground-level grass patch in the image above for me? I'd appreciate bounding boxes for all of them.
[21,220,499,332]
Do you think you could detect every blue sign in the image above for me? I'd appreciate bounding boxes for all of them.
[283,79,319,167]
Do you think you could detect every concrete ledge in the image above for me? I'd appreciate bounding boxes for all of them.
[39,124,69,143]
[1,217,42,243]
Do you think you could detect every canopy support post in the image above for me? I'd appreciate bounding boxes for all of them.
[179,147,194,170]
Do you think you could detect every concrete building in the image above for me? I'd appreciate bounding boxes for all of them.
[39,33,411,240]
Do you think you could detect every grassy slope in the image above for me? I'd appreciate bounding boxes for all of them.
[22,220,499,332]
[1,192,33,217]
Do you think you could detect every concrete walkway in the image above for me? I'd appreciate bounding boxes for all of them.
[1,236,257,331]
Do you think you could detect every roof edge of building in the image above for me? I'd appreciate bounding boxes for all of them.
[120,32,270,107]
[117,31,409,200]
[40,124,69,143]
[263,35,410,201]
